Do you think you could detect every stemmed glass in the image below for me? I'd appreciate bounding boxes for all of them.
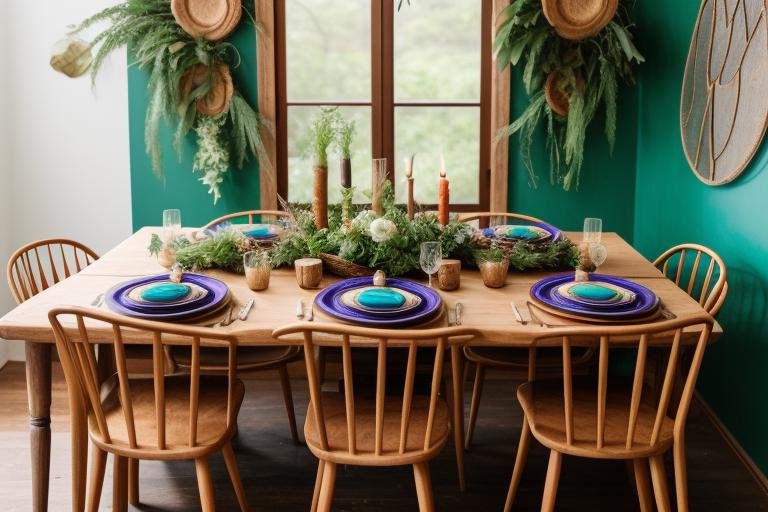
[583,218,606,273]
[419,242,442,288]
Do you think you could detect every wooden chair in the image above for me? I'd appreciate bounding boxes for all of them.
[273,323,477,512]
[7,238,98,304]
[48,306,250,512]
[458,213,594,448]
[503,314,714,512]
[168,209,302,444]
[654,243,728,316]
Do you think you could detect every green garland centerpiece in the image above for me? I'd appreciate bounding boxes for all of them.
[495,0,644,191]
[69,0,269,203]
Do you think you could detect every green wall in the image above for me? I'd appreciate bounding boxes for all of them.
[633,0,768,474]
[508,71,639,240]
[128,22,262,230]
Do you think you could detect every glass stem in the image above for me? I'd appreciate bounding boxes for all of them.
[428,273,432,287]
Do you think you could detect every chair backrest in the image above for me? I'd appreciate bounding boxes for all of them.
[49,306,239,454]
[654,243,727,316]
[273,323,476,458]
[7,239,99,304]
[202,209,290,229]
[459,211,546,225]
[528,314,713,453]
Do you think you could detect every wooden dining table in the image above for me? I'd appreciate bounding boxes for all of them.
[0,227,721,512]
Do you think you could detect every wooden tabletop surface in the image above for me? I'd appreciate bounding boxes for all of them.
[0,227,720,345]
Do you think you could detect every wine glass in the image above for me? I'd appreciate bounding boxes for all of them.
[162,209,181,242]
[583,217,603,245]
[419,241,442,287]
[588,242,608,271]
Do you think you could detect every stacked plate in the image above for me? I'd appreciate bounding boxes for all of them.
[530,273,660,322]
[238,223,281,242]
[315,277,442,327]
[106,273,230,321]
[490,221,561,243]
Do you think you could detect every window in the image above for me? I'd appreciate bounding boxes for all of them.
[274,0,493,210]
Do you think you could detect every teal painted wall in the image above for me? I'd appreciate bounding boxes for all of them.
[633,1,768,474]
[128,22,261,230]
[508,70,639,240]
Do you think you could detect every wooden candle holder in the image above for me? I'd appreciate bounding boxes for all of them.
[313,166,328,229]
[437,259,461,291]
[479,260,509,288]
[295,258,323,289]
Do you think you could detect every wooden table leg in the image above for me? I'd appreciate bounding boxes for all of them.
[25,342,52,512]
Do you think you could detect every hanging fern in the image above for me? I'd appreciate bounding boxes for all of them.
[494,0,644,190]
[69,0,270,201]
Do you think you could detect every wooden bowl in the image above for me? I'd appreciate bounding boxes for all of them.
[171,0,242,41]
[541,0,618,40]
[180,62,234,116]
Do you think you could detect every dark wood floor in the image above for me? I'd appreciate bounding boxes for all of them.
[0,361,766,511]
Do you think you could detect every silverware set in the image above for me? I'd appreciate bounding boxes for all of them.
[448,302,463,326]
[296,299,314,321]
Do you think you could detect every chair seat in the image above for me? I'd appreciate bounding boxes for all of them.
[92,375,244,456]
[304,391,450,465]
[464,346,593,368]
[171,345,301,371]
[518,377,674,459]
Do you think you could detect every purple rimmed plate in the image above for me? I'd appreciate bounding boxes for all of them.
[315,277,442,327]
[122,282,210,310]
[106,273,230,321]
[492,221,562,243]
[531,273,659,320]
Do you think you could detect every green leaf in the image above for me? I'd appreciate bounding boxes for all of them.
[609,21,645,63]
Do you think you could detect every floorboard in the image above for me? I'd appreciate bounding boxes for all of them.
[0,360,765,511]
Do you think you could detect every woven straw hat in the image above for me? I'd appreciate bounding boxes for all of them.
[181,63,234,116]
[541,0,618,40]
[171,0,242,41]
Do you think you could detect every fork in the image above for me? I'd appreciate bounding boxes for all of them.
[90,293,104,308]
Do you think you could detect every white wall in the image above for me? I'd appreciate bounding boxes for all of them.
[0,1,11,366]
[0,0,133,361]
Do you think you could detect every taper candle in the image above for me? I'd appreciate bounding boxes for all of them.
[438,156,449,225]
[405,154,415,220]
[313,165,328,229]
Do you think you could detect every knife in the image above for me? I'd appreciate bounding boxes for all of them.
[455,302,464,326]
[296,299,305,319]
[238,298,255,321]
[510,301,526,324]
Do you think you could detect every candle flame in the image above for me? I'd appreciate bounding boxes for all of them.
[404,154,414,178]
[439,152,446,177]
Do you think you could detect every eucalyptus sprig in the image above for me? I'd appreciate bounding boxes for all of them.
[336,117,356,159]
[311,107,340,167]
[494,0,644,190]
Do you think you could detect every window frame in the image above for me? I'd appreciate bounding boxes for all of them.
[257,0,510,212]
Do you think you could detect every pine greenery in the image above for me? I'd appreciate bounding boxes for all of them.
[70,0,269,201]
[495,0,644,190]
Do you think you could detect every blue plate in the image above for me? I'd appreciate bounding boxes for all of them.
[531,274,659,320]
[315,277,442,327]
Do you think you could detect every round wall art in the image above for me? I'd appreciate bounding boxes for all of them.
[681,0,768,185]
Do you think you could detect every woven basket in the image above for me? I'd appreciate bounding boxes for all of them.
[180,63,234,116]
[541,0,617,41]
[318,253,375,278]
[544,71,585,117]
[171,0,242,41]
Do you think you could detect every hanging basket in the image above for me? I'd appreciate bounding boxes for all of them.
[541,0,618,40]
[171,0,242,41]
[180,63,234,116]
[544,71,585,117]
[318,253,376,278]
[50,38,92,78]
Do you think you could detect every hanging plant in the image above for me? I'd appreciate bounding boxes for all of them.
[495,0,644,191]
[68,0,269,203]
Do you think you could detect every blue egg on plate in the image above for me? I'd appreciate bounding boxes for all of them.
[140,283,191,303]
[357,288,406,309]
[569,283,618,302]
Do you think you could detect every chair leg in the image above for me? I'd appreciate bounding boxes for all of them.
[222,442,250,512]
[541,450,562,512]
[503,419,532,512]
[450,345,466,491]
[128,458,139,505]
[195,457,216,512]
[317,461,337,512]
[317,346,327,385]
[649,454,672,512]
[278,365,300,444]
[112,455,128,512]
[413,462,436,512]
[311,460,326,512]
[673,438,689,512]
[86,446,107,512]
[633,458,654,512]
[464,363,486,449]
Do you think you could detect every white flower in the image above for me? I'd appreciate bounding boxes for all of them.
[352,210,376,231]
[370,218,398,243]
